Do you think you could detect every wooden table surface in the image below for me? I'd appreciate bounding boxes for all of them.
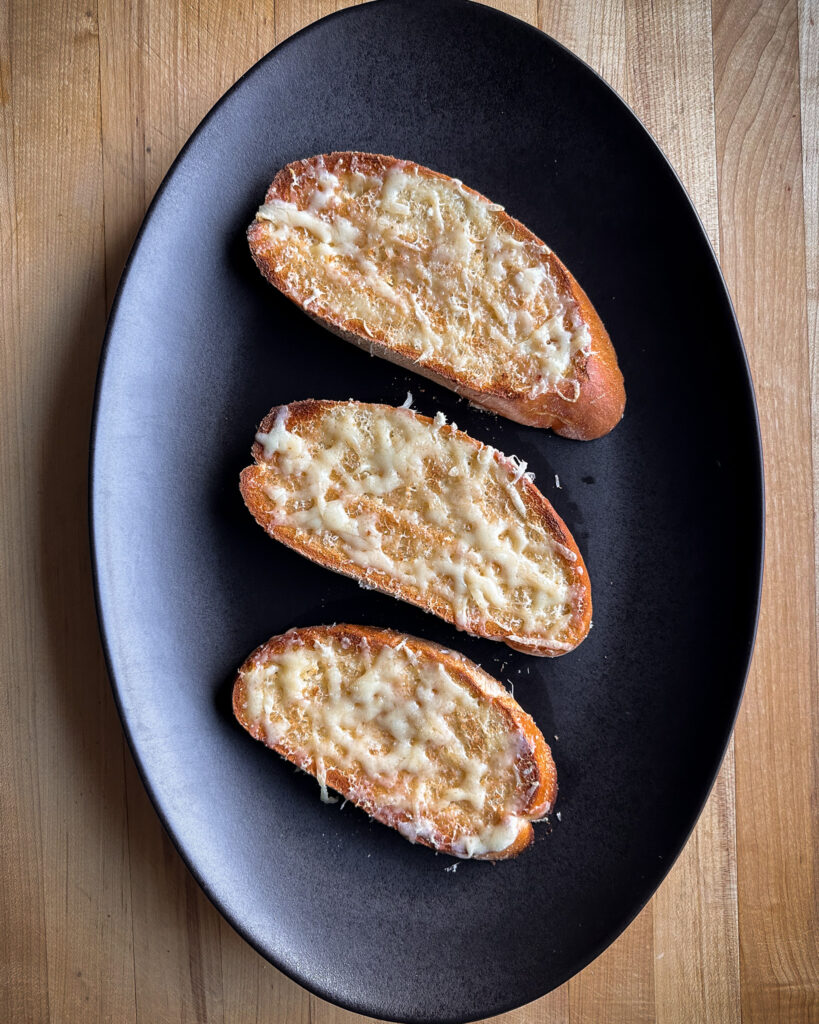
[1,0,817,1021]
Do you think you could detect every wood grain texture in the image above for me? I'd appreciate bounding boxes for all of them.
[1,2,136,1022]
[800,0,819,784]
[1,1,816,1022]
[713,0,819,1022]
[0,7,51,1020]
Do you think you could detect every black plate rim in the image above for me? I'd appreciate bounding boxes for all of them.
[88,2,765,1020]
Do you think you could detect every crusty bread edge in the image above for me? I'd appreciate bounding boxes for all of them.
[240,399,592,656]
[232,623,557,860]
[247,151,625,441]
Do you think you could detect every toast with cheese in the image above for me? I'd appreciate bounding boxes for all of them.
[247,152,625,440]
[233,624,557,859]
[240,400,591,656]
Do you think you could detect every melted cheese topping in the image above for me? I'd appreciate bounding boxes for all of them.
[253,404,578,648]
[254,157,591,397]
[239,632,534,857]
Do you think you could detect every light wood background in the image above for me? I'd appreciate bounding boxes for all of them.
[1,0,816,1021]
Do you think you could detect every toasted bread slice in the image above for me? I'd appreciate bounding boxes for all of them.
[233,624,557,859]
[247,152,625,440]
[240,400,591,656]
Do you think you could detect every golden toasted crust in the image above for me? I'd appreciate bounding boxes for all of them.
[247,152,625,440]
[232,624,557,859]
[239,400,592,656]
